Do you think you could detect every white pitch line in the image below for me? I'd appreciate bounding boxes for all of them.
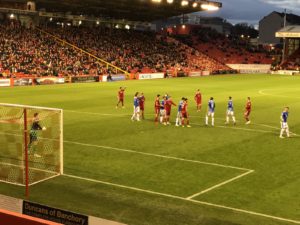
[29,174,60,186]
[190,123,275,134]
[0,162,59,186]
[65,109,298,135]
[186,170,254,199]
[63,173,300,225]
[63,173,181,200]
[63,140,251,171]
[0,163,59,186]
[0,162,58,175]
[0,179,25,186]
[253,122,281,130]
[258,89,300,99]
[0,132,61,143]
[64,110,129,117]
[253,123,299,136]
[1,131,251,171]
[189,199,300,225]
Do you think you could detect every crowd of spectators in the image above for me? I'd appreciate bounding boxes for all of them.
[0,20,108,77]
[184,27,274,65]
[45,25,229,74]
[0,19,231,78]
[279,48,300,71]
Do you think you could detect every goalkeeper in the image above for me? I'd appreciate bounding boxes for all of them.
[28,113,46,157]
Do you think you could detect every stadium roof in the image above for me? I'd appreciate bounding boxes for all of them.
[275,12,300,25]
[276,25,300,38]
[2,0,222,21]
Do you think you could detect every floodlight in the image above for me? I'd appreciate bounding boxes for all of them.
[201,3,219,11]
[167,0,174,3]
[181,0,189,6]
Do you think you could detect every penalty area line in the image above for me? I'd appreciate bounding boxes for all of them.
[258,89,300,99]
[190,123,275,134]
[186,170,254,199]
[63,140,251,171]
[64,110,129,117]
[63,173,300,225]
[65,110,300,135]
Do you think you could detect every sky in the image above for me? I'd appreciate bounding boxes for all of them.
[200,0,300,26]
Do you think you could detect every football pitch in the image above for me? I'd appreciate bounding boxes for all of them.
[0,74,300,225]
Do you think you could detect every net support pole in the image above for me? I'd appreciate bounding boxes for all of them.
[23,108,29,198]
[60,109,64,174]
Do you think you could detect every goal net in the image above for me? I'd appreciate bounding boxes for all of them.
[0,103,63,190]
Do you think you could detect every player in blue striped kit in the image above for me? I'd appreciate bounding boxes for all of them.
[131,92,140,121]
[175,98,185,127]
[160,96,166,124]
[225,96,236,125]
[280,107,290,138]
[206,97,215,126]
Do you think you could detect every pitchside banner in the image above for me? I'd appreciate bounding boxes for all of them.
[227,64,271,74]
[35,77,65,85]
[138,73,164,80]
[271,70,300,75]
[112,74,126,81]
[189,71,201,77]
[23,201,88,225]
[71,76,99,83]
[0,79,11,87]
[13,78,33,86]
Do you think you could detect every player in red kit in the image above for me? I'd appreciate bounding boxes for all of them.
[116,87,126,109]
[181,98,191,127]
[164,96,176,125]
[154,94,161,124]
[139,93,145,120]
[244,97,252,124]
[194,89,202,112]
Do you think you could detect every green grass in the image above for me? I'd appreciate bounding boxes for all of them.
[0,74,300,225]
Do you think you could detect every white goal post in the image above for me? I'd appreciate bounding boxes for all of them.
[0,103,63,197]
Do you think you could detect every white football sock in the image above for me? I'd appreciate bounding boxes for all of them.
[280,129,284,137]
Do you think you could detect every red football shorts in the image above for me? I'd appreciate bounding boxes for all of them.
[182,112,188,118]
[244,110,251,116]
[155,108,160,114]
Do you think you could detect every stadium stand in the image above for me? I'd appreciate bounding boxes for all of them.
[0,18,232,78]
[280,47,300,70]
[177,27,273,64]
[0,20,106,77]
[44,26,230,74]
